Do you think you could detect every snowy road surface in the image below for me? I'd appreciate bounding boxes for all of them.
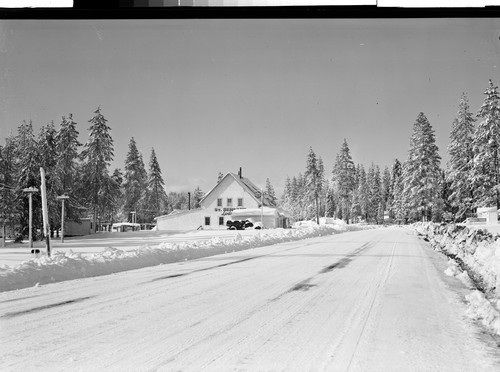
[1,227,499,371]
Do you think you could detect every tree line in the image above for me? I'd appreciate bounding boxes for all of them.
[280,79,500,224]
[0,107,195,240]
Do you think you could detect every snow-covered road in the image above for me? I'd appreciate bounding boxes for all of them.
[1,227,499,371]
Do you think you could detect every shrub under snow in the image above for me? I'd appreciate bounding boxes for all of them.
[0,220,369,293]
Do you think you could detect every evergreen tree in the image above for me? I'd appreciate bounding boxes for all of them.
[381,166,391,212]
[304,147,322,223]
[332,139,356,223]
[0,135,19,240]
[393,160,407,223]
[357,164,369,221]
[470,80,500,210]
[402,112,442,222]
[366,163,382,223]
[143,148,167,221]
[15,120,41,238]
[80,107,114,232]
[217,172,224,183]
[54,114,82,223]
[389,159,402,219]
[123,137,147,222]
[38,122,60,235]
[446,93,475,220]
[193,186,204,209]
[265,178,277,207]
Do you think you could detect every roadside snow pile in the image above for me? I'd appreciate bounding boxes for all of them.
[0,220,371,292]
[414,222,500,335]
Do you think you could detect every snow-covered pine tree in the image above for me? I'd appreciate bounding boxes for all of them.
[470,80,500,210]
[217,172,224,183]
[366,163,382,223]
[332,140,356,223]
[123,137,147,223]
[54,114,82,223]
[0,135,19,240]
[193,186,204,209]
[55,114,81,193]
[265,178,278,207]
[389,159,402,219]
[402,112,442,222]
[356,164,368,222]
[280,176,292,207]
[80,107,114,232]
[15,120,42,237]
[143,148,167,221]
[381,166,391,213]
[38,122,60,236]
[304,147,321,223]
[446,93,475,221]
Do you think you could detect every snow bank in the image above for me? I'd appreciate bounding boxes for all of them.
[414,222,500,335]
[0,220,371,293]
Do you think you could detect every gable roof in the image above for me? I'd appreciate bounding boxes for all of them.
[200,172,275,207]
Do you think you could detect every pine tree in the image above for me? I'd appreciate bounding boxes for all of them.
[15,120,41,238]
[81,107,114,232]
[357,164,368,222]
[193,186,204,209]
[392,160,407,223]
[217,172,224,183]
[265,178,277,207]
[143,148,167,221]
[304,147,322,223]
[366,163,382,223]
[123,137,147,222]
[0,135,19,241]
[332,139,356,223]
[38,122,60,235]
[403,112,442,222]
[446,93,475,220]
[389,159,402,219]
[470,80,500,210]
[381,166,391,212]
[54,114,82,223]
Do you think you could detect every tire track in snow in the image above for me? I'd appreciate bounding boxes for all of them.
[320,238,397,371]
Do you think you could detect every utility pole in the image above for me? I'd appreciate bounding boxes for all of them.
[40,168,51,257]
[22,187,38,249]
[57,195,69,243]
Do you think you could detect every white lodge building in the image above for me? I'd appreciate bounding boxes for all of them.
[155,170,291,231]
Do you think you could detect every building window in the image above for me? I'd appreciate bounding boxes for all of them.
[219,217,224,226]
[205,217,211,226]
[217,198,222,207]
[227,198,233,207]
[238,198,243,207]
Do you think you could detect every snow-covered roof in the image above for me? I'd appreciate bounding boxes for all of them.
[200,172,275,207]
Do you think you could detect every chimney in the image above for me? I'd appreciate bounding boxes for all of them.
[239,167,242,179]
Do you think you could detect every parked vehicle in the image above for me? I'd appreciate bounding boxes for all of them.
[226,219,253,230]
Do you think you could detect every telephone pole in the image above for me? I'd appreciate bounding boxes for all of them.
[57,195,69,243]
[22,187,38,249]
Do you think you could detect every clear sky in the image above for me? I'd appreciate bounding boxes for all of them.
[1,18,499,195]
